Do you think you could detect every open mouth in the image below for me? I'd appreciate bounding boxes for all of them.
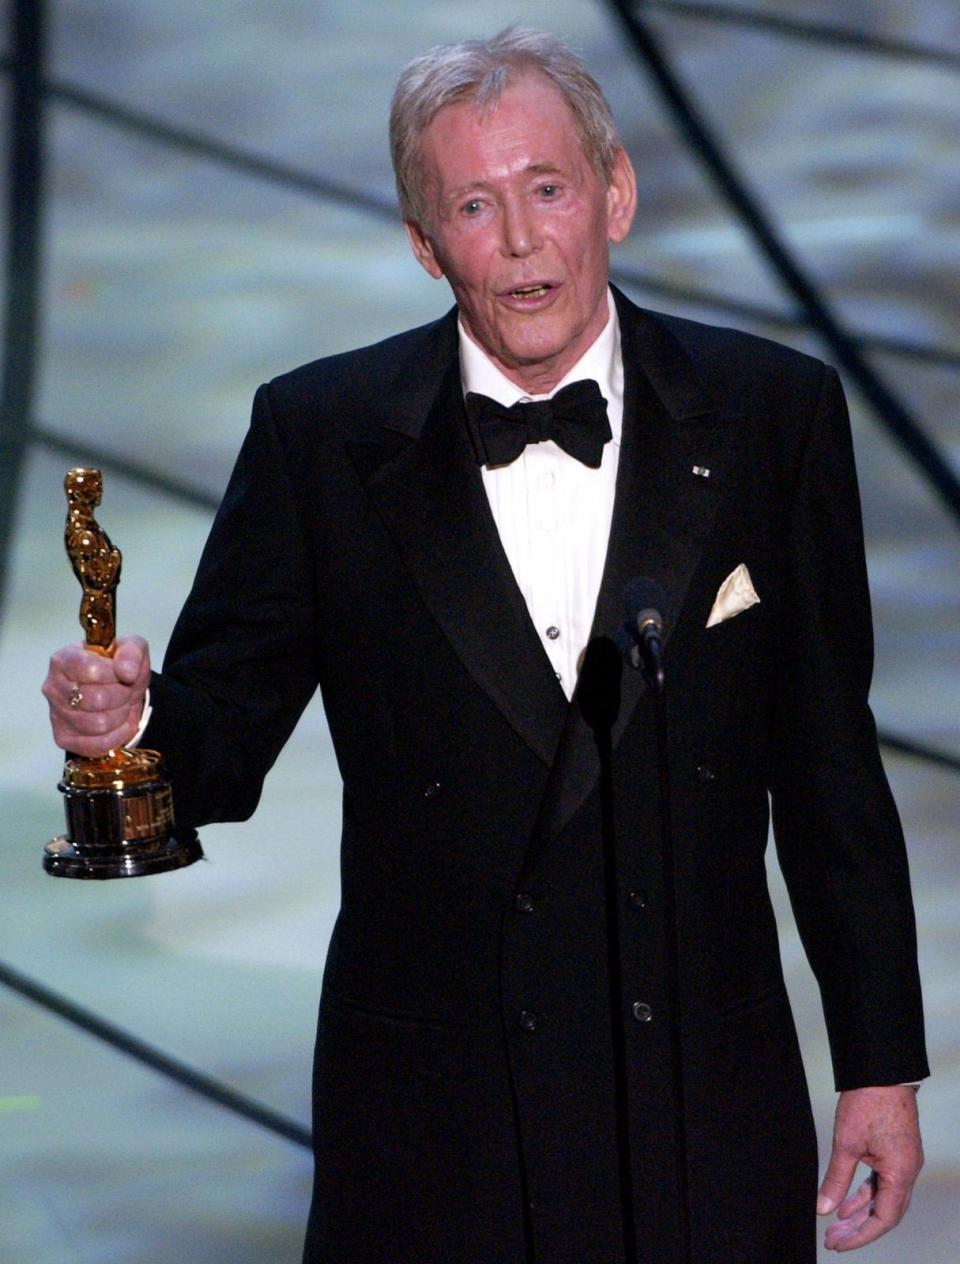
[508,283,553,299]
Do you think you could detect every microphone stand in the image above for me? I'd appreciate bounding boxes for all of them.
[579,639,638,1264]
[598,719,639,1264]
[644,659,693,1264]
[583,632,692,1263]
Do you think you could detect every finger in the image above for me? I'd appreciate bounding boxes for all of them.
[824,1207,871,1250]
[817,1150,859,1215]
[53,679,137,716]
[60,699,132,733]
[868,1172,913,1235]
[827,1209,897,1252]
[51,707,137,754]
[48,689,133,738]
[58,725,139,758]
[44,645,120,694]
[837,1173,876,1219]
[826,1180,914,1252]
[48,683,144,748]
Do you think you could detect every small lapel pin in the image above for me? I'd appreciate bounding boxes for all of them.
[692,465,711,478]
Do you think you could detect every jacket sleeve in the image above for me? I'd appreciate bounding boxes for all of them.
[767,364,928,1090]
[143,382,320,827]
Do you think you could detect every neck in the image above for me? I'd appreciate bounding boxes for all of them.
[463,316,611,397]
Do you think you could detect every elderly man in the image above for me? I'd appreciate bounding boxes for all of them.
[44,28,926,1264]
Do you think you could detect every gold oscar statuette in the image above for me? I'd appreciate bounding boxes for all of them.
[44,468,203,878]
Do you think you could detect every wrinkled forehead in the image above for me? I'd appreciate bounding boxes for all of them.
[419,74,587,181]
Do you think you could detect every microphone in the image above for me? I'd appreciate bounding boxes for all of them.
[621,578,666,690]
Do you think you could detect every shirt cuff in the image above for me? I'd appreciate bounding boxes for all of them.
[129,688,152,747]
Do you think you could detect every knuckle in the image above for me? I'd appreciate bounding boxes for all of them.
[49,647,72,672]
[90,685,114,711]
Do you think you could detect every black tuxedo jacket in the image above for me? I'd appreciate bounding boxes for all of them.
[145,288,927,1264]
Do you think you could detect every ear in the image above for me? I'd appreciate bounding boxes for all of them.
[605,147,637,245]
[405,219,445,280]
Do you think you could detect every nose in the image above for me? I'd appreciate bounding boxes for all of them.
[501,197,540,257]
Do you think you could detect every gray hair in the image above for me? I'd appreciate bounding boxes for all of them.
[389,27,621,225]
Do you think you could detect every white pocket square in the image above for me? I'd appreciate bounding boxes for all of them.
[706,563,760,628]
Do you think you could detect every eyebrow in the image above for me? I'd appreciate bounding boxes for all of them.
[441,162,568,204]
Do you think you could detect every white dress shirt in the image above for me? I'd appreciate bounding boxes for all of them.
[459,289,623,700]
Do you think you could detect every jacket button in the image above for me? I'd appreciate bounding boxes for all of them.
[628,889,649,910]
[519,1010,538,1032]
[515,893,535,914]
[632,1001,653,1023]
[696,764,716,783]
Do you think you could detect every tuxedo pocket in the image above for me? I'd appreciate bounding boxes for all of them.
[703,598,762,637]
[706,562,760,628]
[322,988,451,1030]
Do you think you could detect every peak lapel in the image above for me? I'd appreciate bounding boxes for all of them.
[348,353,568,770]
[529,296,743,853]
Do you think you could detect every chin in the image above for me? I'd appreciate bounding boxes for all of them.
[498,323,572,362]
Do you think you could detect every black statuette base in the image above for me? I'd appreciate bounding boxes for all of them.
[43,778,202,879]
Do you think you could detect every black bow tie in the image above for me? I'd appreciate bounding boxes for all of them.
[464,379,612,469]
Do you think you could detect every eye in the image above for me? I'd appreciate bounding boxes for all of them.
[461,198,483,216]
[538,184,560,199]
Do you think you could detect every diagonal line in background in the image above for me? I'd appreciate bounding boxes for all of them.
[34,422,223,511]
[636,1,960,71]
[610,268,960,370]
[45,73,398,221]
[878,732,960,776]
[0,958,314,1149]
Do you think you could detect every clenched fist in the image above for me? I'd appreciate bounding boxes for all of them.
[42,634,151,756]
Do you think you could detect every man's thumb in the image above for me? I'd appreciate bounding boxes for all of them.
[817,1152,856,1215]
[113,635,149,684]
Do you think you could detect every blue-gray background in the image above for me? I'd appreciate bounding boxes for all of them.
[0,2,957,1260]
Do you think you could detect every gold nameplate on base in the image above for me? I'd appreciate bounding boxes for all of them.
[44,468,202,878]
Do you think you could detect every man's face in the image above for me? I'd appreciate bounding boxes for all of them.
[406,74,636,394]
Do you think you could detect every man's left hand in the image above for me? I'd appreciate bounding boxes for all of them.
[817,1084,923,1252]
